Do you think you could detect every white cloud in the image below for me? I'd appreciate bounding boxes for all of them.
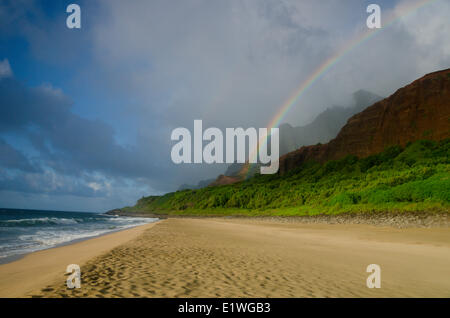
[88,182,102,192]
[0,59,12,79]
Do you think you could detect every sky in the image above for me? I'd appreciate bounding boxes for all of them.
[0,0,449,212]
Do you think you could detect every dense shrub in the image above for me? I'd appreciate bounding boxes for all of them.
[126,139,450,215]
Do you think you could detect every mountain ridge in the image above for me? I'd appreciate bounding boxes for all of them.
[279,68,450,174]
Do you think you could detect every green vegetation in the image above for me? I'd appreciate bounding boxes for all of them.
[125,139,450,216]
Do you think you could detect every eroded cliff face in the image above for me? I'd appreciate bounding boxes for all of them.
[279,69,450,174]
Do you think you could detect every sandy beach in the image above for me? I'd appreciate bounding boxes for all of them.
[1,218,449,298]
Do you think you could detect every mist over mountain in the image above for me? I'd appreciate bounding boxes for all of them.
[178,179,216,191]
[279,69,450,173]
[179,90,383,189]
[278,90,383,155]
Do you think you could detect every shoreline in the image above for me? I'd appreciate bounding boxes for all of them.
[0,218,159,266]
[0,221,159,298]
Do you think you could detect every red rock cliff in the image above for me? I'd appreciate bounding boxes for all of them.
[279,69,450,174]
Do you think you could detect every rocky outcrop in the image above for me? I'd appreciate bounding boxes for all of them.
[279,69,450,174]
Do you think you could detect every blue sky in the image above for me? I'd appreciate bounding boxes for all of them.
[0,0,449,212]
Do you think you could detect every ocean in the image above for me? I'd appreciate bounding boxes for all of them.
[0,208,158,263]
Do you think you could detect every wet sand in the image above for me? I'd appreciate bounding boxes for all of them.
[1,218,449,298]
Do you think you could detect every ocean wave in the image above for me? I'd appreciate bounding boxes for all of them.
[0,215,158,260]
[0,217,80,227]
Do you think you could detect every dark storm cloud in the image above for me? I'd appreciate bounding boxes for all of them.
[0,76,166,181]
[0,78,71,132]
[0,70,174,210]
[0,138,37,172]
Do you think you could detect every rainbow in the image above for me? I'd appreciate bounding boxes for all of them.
[247,0,440,176]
